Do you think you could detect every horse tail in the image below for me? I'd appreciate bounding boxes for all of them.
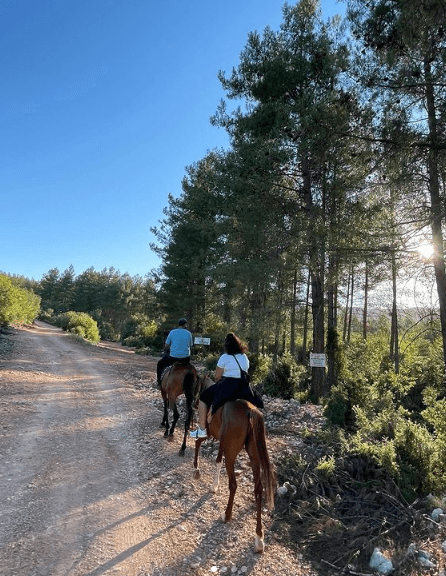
[250,408,276,510]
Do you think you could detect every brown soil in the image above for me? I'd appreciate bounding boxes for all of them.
[0,321,317,576]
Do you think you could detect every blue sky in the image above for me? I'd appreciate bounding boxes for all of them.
[1,0,345,281]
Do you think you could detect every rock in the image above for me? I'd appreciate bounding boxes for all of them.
[283,481,297,495]
[369,548,393,575]
[418,551,435,568]
[432,508,443,521]
[277,485,288,497]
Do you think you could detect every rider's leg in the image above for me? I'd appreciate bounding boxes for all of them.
[157,355,175,385]
[198,400,208,429]
[190,400,209,438]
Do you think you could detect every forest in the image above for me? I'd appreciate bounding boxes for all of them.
[2,0,446,502]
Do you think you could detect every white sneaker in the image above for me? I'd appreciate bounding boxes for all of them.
[190,427,207,439]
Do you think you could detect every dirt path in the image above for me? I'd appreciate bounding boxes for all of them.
[0,322,316,576]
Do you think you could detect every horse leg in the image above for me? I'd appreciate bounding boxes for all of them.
[246,439,265,553]
[169,401,179,437]
[160,388,167,427]
[179,394,193,457]
[222,454,237,524]
[212,444,224,493]
[193,437,205,479]
[212,461,223,494]
[163,398,170,437]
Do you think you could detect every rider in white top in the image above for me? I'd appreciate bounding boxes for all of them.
[216,353,249,378]
[190,332,262,439]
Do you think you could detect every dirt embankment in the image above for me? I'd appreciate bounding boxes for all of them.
[0,321,318,576]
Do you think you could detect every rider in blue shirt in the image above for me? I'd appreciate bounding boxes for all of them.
[156,318,193,386]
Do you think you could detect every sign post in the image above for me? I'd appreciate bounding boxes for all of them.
[194,337,211,346]
[310,353,326,368]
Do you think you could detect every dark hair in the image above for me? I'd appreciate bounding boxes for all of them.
[224,332,248,355]
[178,318,187,326]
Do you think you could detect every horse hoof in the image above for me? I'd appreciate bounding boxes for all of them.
[254,536,264,553]
[220,512,227,523]
[178,449,185,457]
[167,435,174,442]
[193,469,200,479]
[211,483,218,494]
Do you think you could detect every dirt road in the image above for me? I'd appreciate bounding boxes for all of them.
[0,322,315,576]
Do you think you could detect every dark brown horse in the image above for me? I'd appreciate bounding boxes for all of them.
[160,361,201,456]
[193,377,276,553]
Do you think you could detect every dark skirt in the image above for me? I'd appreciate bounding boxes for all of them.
[200,377,263,414]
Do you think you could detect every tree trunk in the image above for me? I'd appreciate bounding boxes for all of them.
[326,255,338,393]
[390,250,399,373]
[301,268,311,363]
[363,261,369,340]
[290,269,298,356]
[347,268,354,344]
[424,58,446,372]
[343,270,351,342]
[311,266,326,398]
[301,154,326,397]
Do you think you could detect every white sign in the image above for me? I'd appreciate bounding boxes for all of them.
[310,353,326,368]
[194,337,211,345]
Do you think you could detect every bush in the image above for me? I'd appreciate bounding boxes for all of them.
[55,311,100,343]
[121,315,162,350]
[323,323,446,500]
[349,402,446,501]
[248,354,272,387]
[0,274,40,326]
[202,353,220,373]
[262,352,307,399]
[39,308,55,324]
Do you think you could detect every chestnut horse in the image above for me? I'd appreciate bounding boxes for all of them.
[160,361,200,456]
[193,376,276,553]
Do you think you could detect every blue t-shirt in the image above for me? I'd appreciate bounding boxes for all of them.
[166,328,193,358]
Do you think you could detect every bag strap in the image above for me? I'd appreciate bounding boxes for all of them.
[232,354,244,378]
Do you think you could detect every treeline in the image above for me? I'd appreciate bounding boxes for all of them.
[36,266,161,346]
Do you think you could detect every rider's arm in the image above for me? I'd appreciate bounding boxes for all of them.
[215,366,224,382]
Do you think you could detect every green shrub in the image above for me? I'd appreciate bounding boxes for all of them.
[316,455,336,477]
[55,311,100,343]
[39,308,56,324]
[248,354,272,387]
[262,352,307,399]
[121,315,162,349]
[202,354,220,373]
[324,323,446,500]
[0,274,40,326]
